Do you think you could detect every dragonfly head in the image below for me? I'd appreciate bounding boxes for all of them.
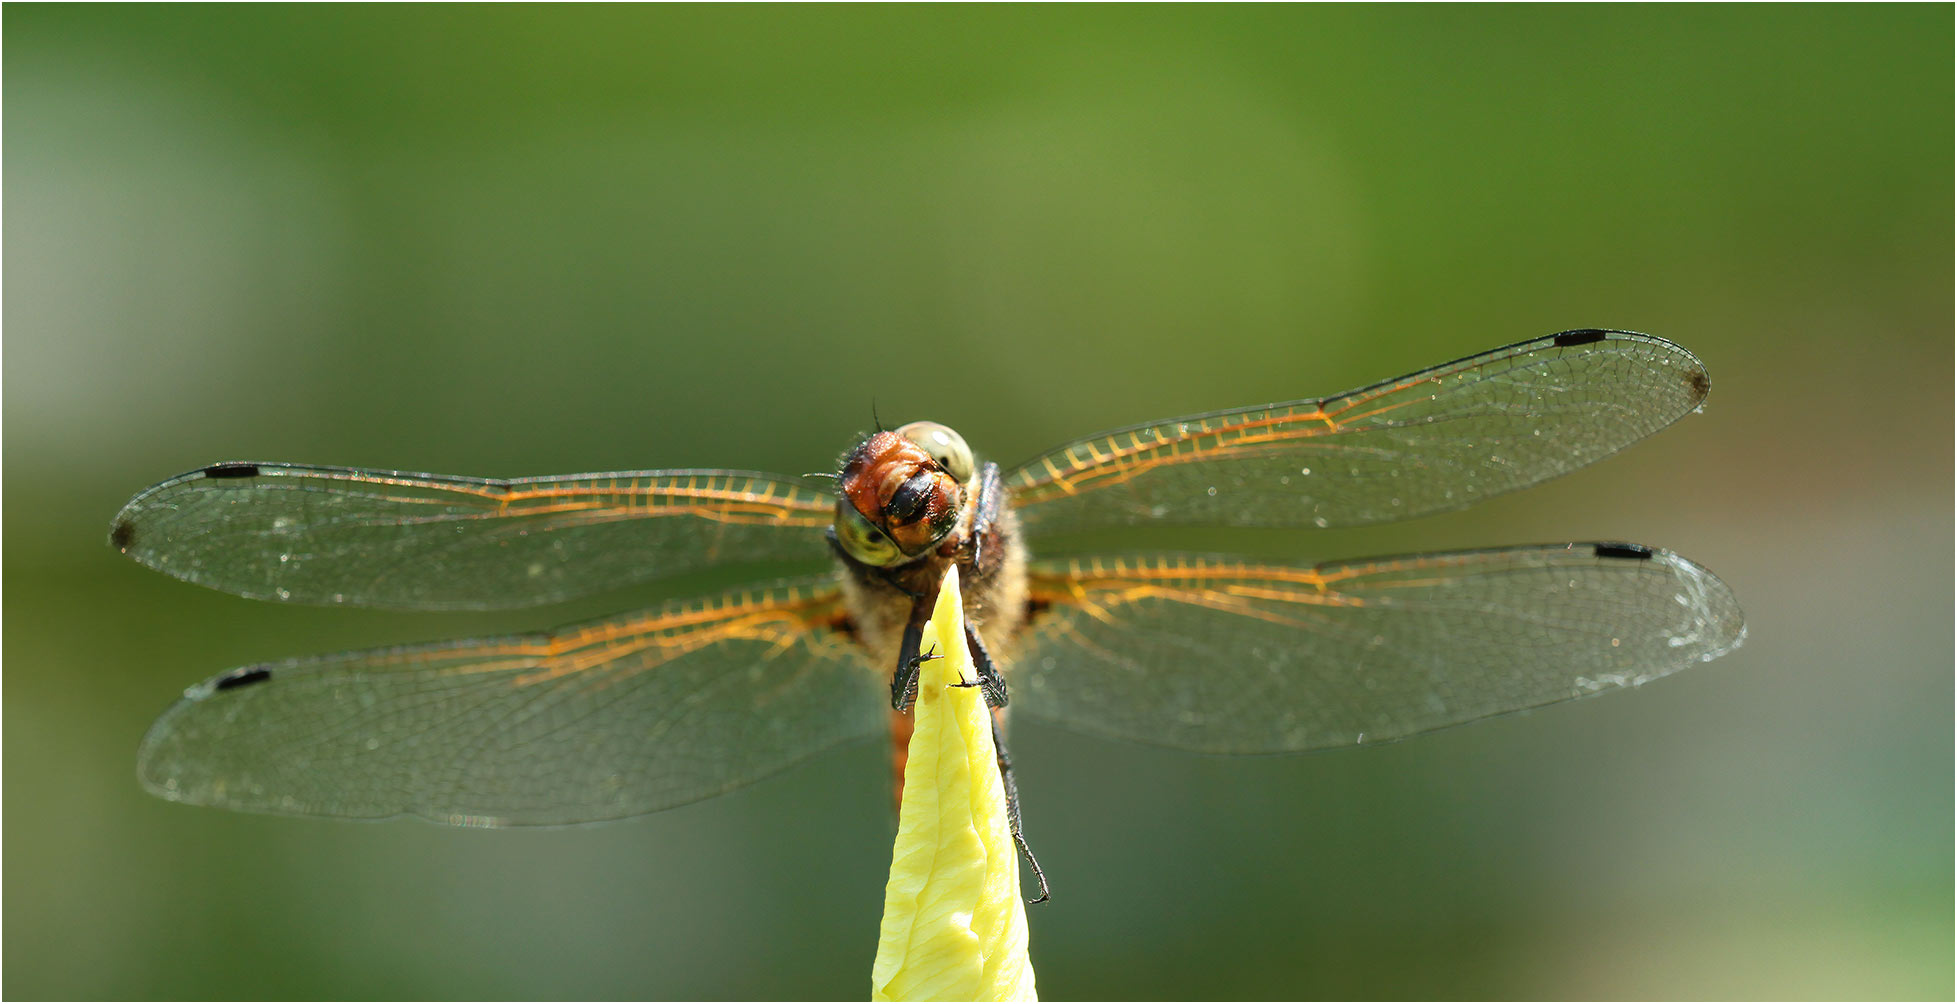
[834,423,973,566]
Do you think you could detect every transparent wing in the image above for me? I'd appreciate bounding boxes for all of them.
[110,463,835,610]
[1011,545,1744,753]
[1009,331,1710,534]
[137,577,885,826]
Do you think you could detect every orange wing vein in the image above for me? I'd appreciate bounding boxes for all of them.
[1008,331,1709,534]
[1011,545,1744,753]
[110,463,835,610]
[138,576,884,826]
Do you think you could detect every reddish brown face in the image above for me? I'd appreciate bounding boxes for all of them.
[833,423,974,567]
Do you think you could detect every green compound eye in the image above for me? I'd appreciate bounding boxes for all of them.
[896,421,974,482]
[835,499,904,566]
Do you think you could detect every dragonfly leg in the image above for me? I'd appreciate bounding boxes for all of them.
[955,622,1044,902]
[964,461,1003,575]
[992,715,1050,905]
[955,622,1010,709]
[890,613,929,712]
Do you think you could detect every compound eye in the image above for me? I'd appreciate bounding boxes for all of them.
[896,421,974,482]
[834,500,904,566]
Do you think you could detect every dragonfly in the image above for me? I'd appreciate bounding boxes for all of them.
[114,329,1744,882]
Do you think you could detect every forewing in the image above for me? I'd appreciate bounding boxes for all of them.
[137,577,884,825]
[110,463,834,609]
[1010,331,1710,533]
[1012,546,1744,753]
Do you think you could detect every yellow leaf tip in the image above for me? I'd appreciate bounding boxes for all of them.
[871,566,1036,1002]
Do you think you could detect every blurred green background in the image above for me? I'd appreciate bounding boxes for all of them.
[6,6,1950,999]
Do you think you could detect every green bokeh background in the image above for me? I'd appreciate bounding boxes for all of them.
[6,6,1950,999]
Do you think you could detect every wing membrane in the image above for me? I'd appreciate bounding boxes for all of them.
[137,577,884,825]
[1011,545,1744,753]
[110,463,834,610]
[1010,331,1709,534]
